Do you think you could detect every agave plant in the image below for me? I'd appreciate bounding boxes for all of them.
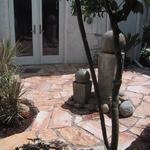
[0,40,22,73]
[0,40,25,125]
[0,71,25,124]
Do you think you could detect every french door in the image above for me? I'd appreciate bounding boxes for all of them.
[9,0,64,65]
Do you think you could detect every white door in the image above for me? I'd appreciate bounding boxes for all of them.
[9,0,64,65]
[38,0,64,64]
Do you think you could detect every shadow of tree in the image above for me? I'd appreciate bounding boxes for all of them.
[19,64,89,78]
[125,66,150,76]
[0,99,39,138]
[126,124,150,150]
[62,100,98,115]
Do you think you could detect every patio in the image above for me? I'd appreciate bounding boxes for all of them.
[0,64,150,150]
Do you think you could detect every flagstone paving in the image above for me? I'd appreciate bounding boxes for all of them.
[0,64,150,150]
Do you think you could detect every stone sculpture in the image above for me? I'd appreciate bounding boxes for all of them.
[66,69,98,112]
[98,30,126,103]
[73,69,92,105]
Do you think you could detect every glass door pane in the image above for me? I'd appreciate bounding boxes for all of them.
[14,0,33,57]
[42,0,59,55]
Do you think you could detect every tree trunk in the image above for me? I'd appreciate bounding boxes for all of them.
[75,0,109,149]
[105,1,123,150]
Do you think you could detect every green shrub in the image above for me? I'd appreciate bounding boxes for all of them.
[0,71,25,124]
[0,40,21,73]
[0,40,25,125]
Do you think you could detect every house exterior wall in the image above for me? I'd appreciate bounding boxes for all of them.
[64,2,109,63]
[0,0,145,64]
[0,0,9,40]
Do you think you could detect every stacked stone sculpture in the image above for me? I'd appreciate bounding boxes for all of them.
[66,31,134,118]
[73,69,92,105]
[98,30,134,117]
[66,69,98,112]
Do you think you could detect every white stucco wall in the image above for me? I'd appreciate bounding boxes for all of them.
[64,2,109,63]
[0,0,145,64]
[0,0,9,40]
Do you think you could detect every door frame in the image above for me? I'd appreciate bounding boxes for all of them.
[8,0,65,65]
[38,0,65,64]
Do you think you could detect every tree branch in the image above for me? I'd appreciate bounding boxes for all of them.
[75,0,110,149]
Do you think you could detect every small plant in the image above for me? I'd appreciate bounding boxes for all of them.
[140,46,150,67]
[0,40,25,125]
[142,21,150,46]
[0,40,21,73]
[15,138,69,150]
[124,33,140,67]
[0,71,25,124]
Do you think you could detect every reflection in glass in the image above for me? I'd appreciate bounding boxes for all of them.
[14,0,33,57]
[42,0,59,55]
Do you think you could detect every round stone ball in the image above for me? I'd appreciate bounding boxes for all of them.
[101,30,126,54]
[119,100,134,118]
[75,69,90,83]
[101,104,109,114]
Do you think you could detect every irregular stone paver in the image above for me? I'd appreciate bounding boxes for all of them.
[48,107,72,128]
[0,131,36,150]
[0,65,150,150]
[78,119,112,139]
[38,129,58,142]
[127,85,150,95]
[58,126,100,147]
[130,117,150,135]
[124,91,143,107]
[119,116,138,128]
[133,102,150,118]
[143,95,150,103]
[32,111,51,131]
[118,132,136,150]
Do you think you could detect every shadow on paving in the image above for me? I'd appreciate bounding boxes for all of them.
[125,66,150,76]
[19,64,89,78]
[0,99,38,138]
[126,124,150,150]
[62,103,98,115]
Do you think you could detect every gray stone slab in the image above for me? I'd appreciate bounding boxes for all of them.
[73,81,92,104]
[98,53,116,103]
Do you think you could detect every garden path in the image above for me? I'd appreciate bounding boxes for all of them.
[0,64,149,150]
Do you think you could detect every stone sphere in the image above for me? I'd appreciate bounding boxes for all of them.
[101,30,126,54]
[75,69,90,83]
[101,104,109,114]
[119,100,134,118]
[19,103,30,118]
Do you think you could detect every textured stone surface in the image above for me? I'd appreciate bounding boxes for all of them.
[73,81,92,104]
[127,85,150,95]
[98,53,116,103]
[134,102,150,118]
[0,131,36,150]
[75,69,90,83]
[58,127,100,146]
[78,120,112,139]
[118,132,136,150]
[101,104,109,114]
[32,111,51,131]
[124,91,143,107]
[0,65,149,150]
[101,30,126,54]
[130,117,150,135]
[119,101,134,117]
[48,107,72,128]
[119,116,138,127]
[38,129,58,142]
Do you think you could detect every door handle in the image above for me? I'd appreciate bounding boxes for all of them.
[39,24,42,34]
[31,25,36,34]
